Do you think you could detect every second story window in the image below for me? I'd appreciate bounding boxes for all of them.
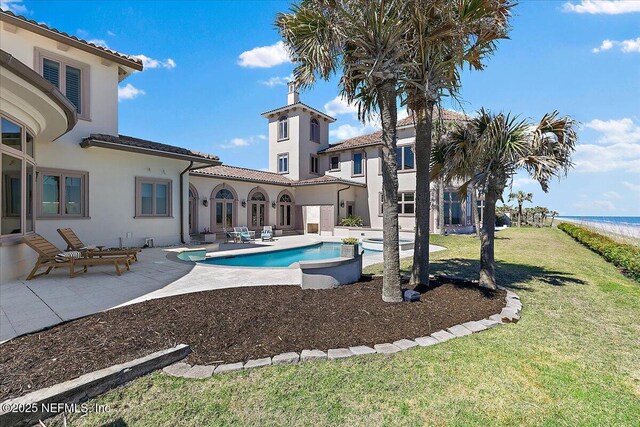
[278,153,289,174]
[38,49,90,120]
[352,152,364,176]
[310,118,320,143]
[278,115,289,140]
[396,145,415,171]
[329,155,339,171]
[310,155,319,174]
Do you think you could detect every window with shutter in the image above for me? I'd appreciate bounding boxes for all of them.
[65,66,81,113]
[42,58,60,88]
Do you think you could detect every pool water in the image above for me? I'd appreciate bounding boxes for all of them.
[201,242,348,268]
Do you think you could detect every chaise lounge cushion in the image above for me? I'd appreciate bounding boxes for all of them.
[55,251,83,263]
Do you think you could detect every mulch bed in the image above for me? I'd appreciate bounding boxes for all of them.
[0,277,505,401]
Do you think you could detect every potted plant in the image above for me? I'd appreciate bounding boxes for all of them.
[202,227,216,243]
[340,237,359,258]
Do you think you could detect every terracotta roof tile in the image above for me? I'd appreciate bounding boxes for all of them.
[320,109,468,153]
[0,10,143,70]
[192,165,294,185]
[81,134,219,162]
[293,175,366,187]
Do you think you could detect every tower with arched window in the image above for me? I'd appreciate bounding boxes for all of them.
[261,83,336,181]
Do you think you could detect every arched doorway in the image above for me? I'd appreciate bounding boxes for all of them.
[188,184,199,235]
[211,184,237,232]
[247,187,269,231]
[277,190,295,230]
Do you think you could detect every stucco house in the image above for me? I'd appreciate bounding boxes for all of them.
[0,10,477,283]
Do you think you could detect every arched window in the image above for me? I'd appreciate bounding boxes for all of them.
[251,192,266,201]
[278,115,288,140]
[310,118,320,143]
[277,192,294,228]
[215,189,234,199]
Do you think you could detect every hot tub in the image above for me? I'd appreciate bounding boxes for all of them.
[361,237,414,252]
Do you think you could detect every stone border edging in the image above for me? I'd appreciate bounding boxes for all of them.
[0,344,191,427]
[164,286,522,380]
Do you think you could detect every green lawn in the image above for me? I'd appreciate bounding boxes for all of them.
[54,227,639,426]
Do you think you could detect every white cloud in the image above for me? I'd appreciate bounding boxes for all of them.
[563,1,640,14]
[87,39,109,48]
[219,135,266,149]
[0,0,28,13]
[593,37,640,53]
[574,141,640,173]
[118,83,145,101]
[584,118,640,144]
[603,191,621,199]
[592,39,614,53]
[259,74,293,87]
[132,54,176,70]
[622,181,640,193]
[107,30,116,37]
[512,177,537,188]
[329,123,378,141]
[572,199,616,212]
[238,41,291,68]
[324,96,359,116]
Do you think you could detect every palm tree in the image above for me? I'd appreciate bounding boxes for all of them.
[549,210,559,227]
[508,190,532,227]
[432,109,577,288]
[276,0,409,302]
[403,0,514,286]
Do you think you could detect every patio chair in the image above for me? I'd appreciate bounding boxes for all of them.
[261,226,273,241]
[234,227,253,243]
[223,228,238,243]
[57,228,141,262]
[23,234,133,280]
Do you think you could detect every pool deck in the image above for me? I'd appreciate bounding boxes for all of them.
[0,234,445,342]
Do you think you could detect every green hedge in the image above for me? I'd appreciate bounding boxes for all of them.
[558,223,640,282]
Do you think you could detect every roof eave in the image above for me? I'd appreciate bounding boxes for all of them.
[190,171,293,187]
[261,103,336,123]
[0,12,143,71]
[80,139,221,166]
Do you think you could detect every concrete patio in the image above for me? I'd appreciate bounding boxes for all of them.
[0,234,444,342]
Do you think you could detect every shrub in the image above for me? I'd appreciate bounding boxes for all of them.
[341,237,359,245]
[558,223,640,282]
[339,215,364,227]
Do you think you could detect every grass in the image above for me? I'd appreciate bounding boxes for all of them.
[52,227,640,426]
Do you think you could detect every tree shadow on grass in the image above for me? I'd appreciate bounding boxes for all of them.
[409,257,586,291]
[100,419,127,427]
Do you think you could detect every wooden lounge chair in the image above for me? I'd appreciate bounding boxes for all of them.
[23,234,132,280]
[57,228,140,262]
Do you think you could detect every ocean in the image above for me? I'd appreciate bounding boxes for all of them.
[558,216,640,227]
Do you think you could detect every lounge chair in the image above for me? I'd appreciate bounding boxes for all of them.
[57,228,140,262]
[261,226,273,241]
[223,228,238,243]
[23,234,133,280]
[234,227,254,243]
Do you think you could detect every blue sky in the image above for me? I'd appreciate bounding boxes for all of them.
[3,0,639,216]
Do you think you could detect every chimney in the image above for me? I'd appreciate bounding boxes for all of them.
[287,81,299,105]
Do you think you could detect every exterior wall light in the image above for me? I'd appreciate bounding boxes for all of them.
[272,201,276,208]
[241,199,247,208]
[340,200,345,208]
[202,199,208,207]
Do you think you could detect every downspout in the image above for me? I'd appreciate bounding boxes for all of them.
[180,161,194,244]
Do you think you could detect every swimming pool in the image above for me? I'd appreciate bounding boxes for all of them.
[199,242,348,268]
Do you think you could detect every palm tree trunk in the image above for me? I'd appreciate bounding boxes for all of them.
[410,102,434,286]
[472,187,481,238]
[479,178,498,289]
[517,202,522,227]
[550,215,556,227]
[378,82,402,303]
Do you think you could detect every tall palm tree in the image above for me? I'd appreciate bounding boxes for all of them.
[432,109,577,288]
[508,190,533,227]
[549,210,559,227]
[403,0,514,286]
[276,0,409,302]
